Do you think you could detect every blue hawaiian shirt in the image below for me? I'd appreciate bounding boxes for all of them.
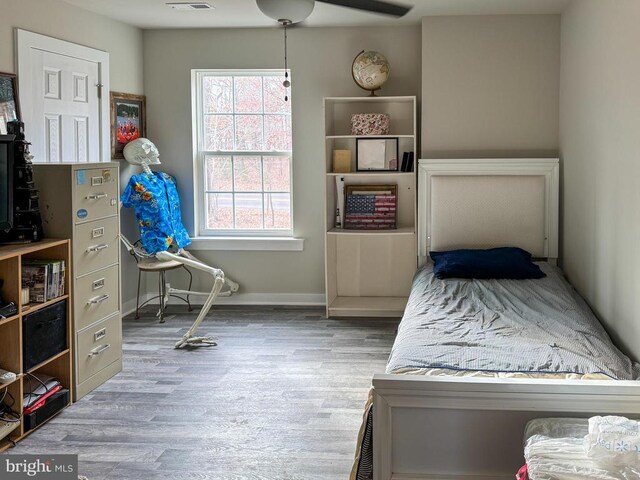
[121,172,191,255]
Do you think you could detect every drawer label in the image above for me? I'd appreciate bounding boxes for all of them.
[92,278,105,290]
[76,170,86,185]
[91,176,104,186]
[94,328,106,341]
[76,209,88,219]
[91,227,105,238]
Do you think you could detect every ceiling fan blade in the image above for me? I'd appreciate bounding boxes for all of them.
[317,0,412,17]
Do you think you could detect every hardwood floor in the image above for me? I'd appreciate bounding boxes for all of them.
[8,306,399,479]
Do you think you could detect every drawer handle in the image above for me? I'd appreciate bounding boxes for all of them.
[87,243,109,252]
[86,193,108,200]
[88,344,110,357]
[87,294,110,305]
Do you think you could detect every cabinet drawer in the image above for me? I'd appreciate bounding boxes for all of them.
[74,216,119,276]
[73,167,119,223]
[74,265,120,331]
[76,314,121,384]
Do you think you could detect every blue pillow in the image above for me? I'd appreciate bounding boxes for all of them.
[429,247,546,280]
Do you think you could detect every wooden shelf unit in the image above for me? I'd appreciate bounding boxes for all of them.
[323,96,418,318]
[0,239,73,452]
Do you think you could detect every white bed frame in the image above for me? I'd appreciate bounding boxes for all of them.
[371,159,640,480]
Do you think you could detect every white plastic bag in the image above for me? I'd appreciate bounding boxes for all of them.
[585,416,640,467]
[523,418,640,480]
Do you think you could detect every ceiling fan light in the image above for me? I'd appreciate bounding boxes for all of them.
[256,0,315,24]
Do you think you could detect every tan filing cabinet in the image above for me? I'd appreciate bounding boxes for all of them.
[33,162,122,400]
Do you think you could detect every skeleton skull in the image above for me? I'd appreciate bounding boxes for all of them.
[123,138,161,167]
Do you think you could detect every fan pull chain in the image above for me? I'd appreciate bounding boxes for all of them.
[282,22,290,102]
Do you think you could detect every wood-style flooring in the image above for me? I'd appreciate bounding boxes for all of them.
[8,306,399,479]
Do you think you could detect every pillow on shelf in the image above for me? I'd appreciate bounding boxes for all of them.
[429,247,546,280]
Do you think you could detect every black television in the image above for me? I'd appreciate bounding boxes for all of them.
[0,134,15,234]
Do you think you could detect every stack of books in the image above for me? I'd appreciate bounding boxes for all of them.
[21,259,66,304]
[400,152,415,172]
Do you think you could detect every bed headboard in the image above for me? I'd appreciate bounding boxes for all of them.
[418,158,559,265]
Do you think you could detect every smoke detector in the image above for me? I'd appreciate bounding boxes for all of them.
[166,2,214,10]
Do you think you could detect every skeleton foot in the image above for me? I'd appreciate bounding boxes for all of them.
[175,335,218,349]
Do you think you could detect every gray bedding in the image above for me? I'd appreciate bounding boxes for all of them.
[387,262,639,379]
[353,263,639,480]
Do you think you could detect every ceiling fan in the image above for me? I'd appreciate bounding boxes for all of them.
[256,0,413,25]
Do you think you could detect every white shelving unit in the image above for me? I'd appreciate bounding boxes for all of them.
[323,96,418,318]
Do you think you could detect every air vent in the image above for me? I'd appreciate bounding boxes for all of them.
[166,2,214,10]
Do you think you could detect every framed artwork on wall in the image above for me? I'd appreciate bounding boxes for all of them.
[0,72,20,135]
[110,92,146,159]
[356,137,399,171]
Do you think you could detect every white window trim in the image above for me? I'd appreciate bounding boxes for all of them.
[189,236,303,251]
[191,69,298,244]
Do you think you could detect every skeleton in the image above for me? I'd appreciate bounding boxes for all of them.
[119,138,239,348]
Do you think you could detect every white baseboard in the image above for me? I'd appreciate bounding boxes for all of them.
[122,292,325,317]
[393,474,513,480]
[214,293,325,306]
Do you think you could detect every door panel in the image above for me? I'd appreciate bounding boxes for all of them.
[30,50,100,163]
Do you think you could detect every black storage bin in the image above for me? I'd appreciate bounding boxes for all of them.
[22,299,67,371]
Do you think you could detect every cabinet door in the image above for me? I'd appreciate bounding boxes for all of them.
[336,234,416,297]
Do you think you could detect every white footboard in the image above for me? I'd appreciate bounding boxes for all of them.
[372,374,640,480]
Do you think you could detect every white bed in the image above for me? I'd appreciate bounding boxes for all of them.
[363,159,640,480]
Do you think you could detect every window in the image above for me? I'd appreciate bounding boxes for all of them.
[193,70,292,237]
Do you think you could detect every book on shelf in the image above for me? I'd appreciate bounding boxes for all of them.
[400,152,409,172]
[335,176,346,229]
[399,151,415,172]
[406,152,415,172]
[21,259,66,304]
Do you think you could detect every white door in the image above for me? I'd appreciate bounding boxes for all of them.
[17,30,110,163]
[31,51,99,163]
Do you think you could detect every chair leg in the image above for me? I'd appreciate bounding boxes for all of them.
[184,265,193,312]
[158,271,166,323]
[135,268,142,319]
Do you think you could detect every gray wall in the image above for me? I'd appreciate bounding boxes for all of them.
[144,18,562,299]
[142,26,422,297]
[421,15,561,158]
[0,0,144,310]
[560,0,640,360]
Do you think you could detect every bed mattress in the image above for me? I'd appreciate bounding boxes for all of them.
[351,263,640,480]
[387,262,638,380]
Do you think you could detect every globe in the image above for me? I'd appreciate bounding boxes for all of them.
[351,50,390,95]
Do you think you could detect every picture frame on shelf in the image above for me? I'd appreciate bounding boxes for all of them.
[356,137,398,172]
[110,92,146,159]
[344,184,397,230]
[0,72,20,135]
